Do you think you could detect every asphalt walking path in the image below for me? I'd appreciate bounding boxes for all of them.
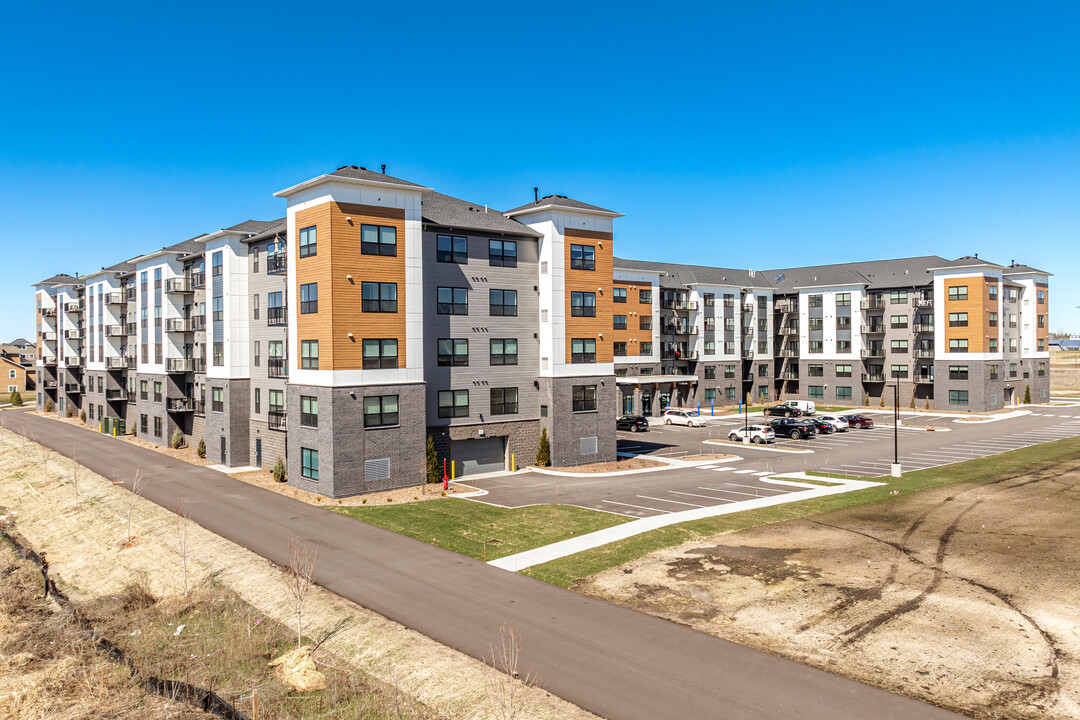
[1,410,962,720]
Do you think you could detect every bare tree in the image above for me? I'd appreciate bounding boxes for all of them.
[126,469,148,545]
[70,453,81,509]
[286,533,317,648]
[484,623,537,720]
[33,434,50,466]
[175,499,190,597]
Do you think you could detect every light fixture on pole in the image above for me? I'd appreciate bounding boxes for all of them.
[891,382,901,478]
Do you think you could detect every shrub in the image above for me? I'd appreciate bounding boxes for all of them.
[879,395,886,408]
[1024,384,1032,404]
[9,390,22,406]
[171,429,184,449]
[273,456,286,483]
[910,393,916,409]
[925,397,931,410]
[863,394,869,406]
[536,427,551,467]
[44,398,53,413]
[426,436,440,483]
[196,438,205,458]
[65,405,73,418]
[79,408,86,423]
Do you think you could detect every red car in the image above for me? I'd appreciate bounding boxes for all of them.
[839,414,874,429]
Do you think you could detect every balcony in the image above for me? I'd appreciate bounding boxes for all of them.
[778,348,799,358]
[914,374,935,384]
[65,328,83,340]
[43,380,58,390]
[105,388,128,402]
[166,317,193,333]
[779,371,799,380]
[65,356,82,368]
[662,325,697,336]
[41,356,57,367]
[268,358,288,378]
[268,411,287,431]
[914,297,933,308]
[41,307,56,318]
[860,325,885,335]
[125,322,137,336]
[778,326,798,336]
[190,314,206,331]
[64,301,83,313]
[862,372,886,382]
[742,346,755,359]
[774,299,795,313]
[106,324,124,337]
[165,277,193,294]
[41,331,57,342]
[64,383,82,393]
[860,297,885,310]
[267,306,287,326]
[193,357,206,374]
[166,358,193,374]
[861,348,886,358]
[105,356,126,370]
[267,253,287,274]
[913,322,935,333]
[167,398,201,413]
[661,300,697,311]
[914,348,934,359]
[105,292,124,305]
[124,356,138,369]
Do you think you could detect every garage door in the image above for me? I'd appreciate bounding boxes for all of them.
[451,437,506,476]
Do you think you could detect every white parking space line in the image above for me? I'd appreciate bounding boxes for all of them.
[601,500,672,514]
[711,466,736,472]
[753,471,773,476]
[698,485,776,498]
[636,495,704,508]
[669,490,736,502]
[724,482,789,492]
[733,469,757,474]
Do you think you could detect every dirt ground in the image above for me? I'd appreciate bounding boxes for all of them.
[579,457,1080,719]
[1051,348,1080,394]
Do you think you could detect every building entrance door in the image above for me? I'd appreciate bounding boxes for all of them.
[220,437,226,465]
[255,438,262,468]
[641,394,653,416]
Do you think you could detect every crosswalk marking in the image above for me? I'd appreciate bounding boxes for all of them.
[712,466,735,472]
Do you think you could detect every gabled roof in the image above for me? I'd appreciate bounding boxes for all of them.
[225,219,278,234]
[33,273,80,287]
[0,355,27,370]
[8,338,32,348]
[614,257,774,289]
[504,194,622,218]
[329,165,426,187]
[926,255,1003,271]
[242,218,287,244]
[422,191,541,237]
[766,256,948,291]
[1003,263,1051,276]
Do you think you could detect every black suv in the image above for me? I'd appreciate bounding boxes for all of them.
[763,403,804,418]
[769,418,817,440]
[616,415,649,432]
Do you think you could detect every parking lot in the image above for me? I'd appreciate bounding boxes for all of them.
[460,405,1080,518]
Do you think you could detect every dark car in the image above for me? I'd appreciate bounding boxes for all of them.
[763,403,804,418]
[804,418,836,434]
[839,414,875,429]
[616,415,649,432]
[769,418,816,440]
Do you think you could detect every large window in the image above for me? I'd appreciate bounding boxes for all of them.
[948,312,968,327]
[640,341,653,355]
[570,244,595,270]
[808,294,823,308]
[948,338,968,353]
[704,366,716,380]
[948,285,968,301]
[301,448,319,479]
[891,364,909,378]
[613,315,627,330]
[363,395,398,427]
[571,338,596,363]
[613,288,627,303]
[836,293,851,307]
[572,385,597,412]
[836,386,852,400]
[361,224,397,256]
[437,339,469,366]
[363,339,398,369]
[438,390,469,418]
[489,289,517,316]
[808,364,824,377]
[613,342,627,356]
[490,388,518,415]
[299,226,317,258]
[890,290,908,304]
[437,235,467,263]
[300,396,318,427]
[362,282,398,313]
[211,387,223,412]
[300,283,318,314]
[490,338,518,366]
[570,291,596,317]
[890,314,908,328]
[949,390,969,405]
[301,340,319,369]
[639,289,652,304]
[488,239,517,267]
[437,287,468,315]
[808,340,823,353]
[808,385,824,399]
[891,339,909,353]
[836,364,852,377]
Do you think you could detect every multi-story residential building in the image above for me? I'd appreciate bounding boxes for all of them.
[32,166,1051,497]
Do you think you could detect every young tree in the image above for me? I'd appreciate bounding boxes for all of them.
[9,390,22,406]
[196,438,205,458]
[1024,384,1032,404]
[79,408,86,423]
[286,533,317,648]
[175,499,191,597]
[171,428,184,449]
[426,436,439,484]
[70,452,81,509]
[484,623,536,720]
[535,428,551,468]
[126,469,148,545]
[44,398,53,413]
[272,456,286,483]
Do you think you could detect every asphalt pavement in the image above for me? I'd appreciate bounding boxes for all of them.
[0,409,962,720]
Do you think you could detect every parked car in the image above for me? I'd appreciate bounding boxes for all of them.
[839,414,875,429]
[729,425,776,444]
[763,403,805,418]
[804,418,836,434]
[616,415,650,432]
[768,418,817,440]
[817,415,850,432]
[663,409,706,427]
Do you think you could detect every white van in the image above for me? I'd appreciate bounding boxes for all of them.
[786,400,816,415]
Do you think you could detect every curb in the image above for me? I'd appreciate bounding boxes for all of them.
[703,439,813,454]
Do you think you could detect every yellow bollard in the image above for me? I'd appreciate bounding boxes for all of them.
[511,453,516,472]
[451,460,456,481]
[112,427,117,438]
[98,423,103,434]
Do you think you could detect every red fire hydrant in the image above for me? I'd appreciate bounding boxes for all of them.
[443,458,449,491]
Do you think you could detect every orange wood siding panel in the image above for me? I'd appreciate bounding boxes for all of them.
[564,229,614,364]
[294,203,335,370]
[328,202,407,370]
[611,280,652,352]
[1036,283,1049,346]
[943,277,991,353]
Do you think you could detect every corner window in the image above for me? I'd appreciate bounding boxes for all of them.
[362,282,398,313]
[438,389,469,418]
[300,395,318,427]
[363,395,399,427]
[569,244,595,270]
[572,384,597,412]
[437,235,468,263]
[298,226,317,258]
[436,287,468,315]
[300,283,318,314]
[361,224,397,256]
[489,289,517,316]
[488,239,517,267]
[362,339,398,369]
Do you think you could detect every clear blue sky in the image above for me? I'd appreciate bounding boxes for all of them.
[3,1,1079,340]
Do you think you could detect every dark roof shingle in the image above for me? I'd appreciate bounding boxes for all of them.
[505,194,618,216]
[422,192,540,237]
[330,165,425,188]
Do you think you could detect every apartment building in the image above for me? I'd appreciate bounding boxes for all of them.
[33,166,1051,498]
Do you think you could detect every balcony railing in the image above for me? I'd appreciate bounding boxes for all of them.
[105,292,124,305]
[106,324,124,337]
[268,358,288,378]
[267,254,287,274]
[190,314,206,331]
[165,358,193,373]
[124,356,138,369]
[64,382,81,393]
[862,372,886,382]
[65,356,82,368]
[914,374,935,384]
[913,348,934,358]
[913,322,934,333]
[860,325,885,334]
[914,298,933,308]
[778,348,799,358]
[125,288,137,301]
[105,388,128,401]
[860,297,885,310]
[861,348,886,358]
[64,301,82,313]
[192,358,206,374]
[661,300,697,311]
[268,411,287,430]
[65,328,83,340]
[103,356,124,369]
[41,307,56,318]
[165,277,193,294]
[267,306,287,326]
[774,299,795,313]
[41,331,56,342]
[41,356,57,367]
[661,325,697,336]
[125,322,137,335]
[167,398,201,413]
[742,346,755,358]
[166,318,193,333]
[779,371,799,380]
[191,272,205,289]
[43,380,58,390]
[778,326,798,335]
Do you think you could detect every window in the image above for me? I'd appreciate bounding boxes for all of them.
[808,364,824,377]
[836,386,852,400]
[809,340,823,353]
[639,316,652,330]
[704,366,716,380]
[949,390,969,405]
[836,293,851,307]
[251,246,259,273]
[724,340,735,354]
[140,380,148,400]
[301,448,319,479]
[808,318,823,331]
[153,381,162,403]
[570,291,596,317]
[253,340,260,367]
[990,365,999,380]
[640,367,653,376]
[989,284,998,300]
[300,396,318,427]
[301,340,319,369]
[891,339,909,353]
[640,341,653,355]
[269,388,285,415]
[489,338,518,365]
[613,287,627,303]
[438,389,469,418]
[948,365,969,380]
[808,294,823,309]
[254,388,260,414]
[213,296,223,322]
[300,283,318,314]
[891,364,909,378]
[724,387,736,400]
[1038,338,1045,352]
[948,285,968,301]
[570,244,595,270]
[298,226,317,258]
[253,294,259,320]
[890,290,908,304]
[837,340,852,353]
[1009,313,1018,328]
[808,386,824,399]
[948,312,968,327]
[436,286,468,315]
[724,365,736,379]
[571,338,596,363]
[613,342,627,356]
[488,239,517,267]
[211,387,223,412]
[1010,363,1018,378]
[1038,362,1046,377]
[1037,289,1045,304]
[704,293,715,307]
[758,363,769,377]
[1038,314,1045,329]
[891,315,908,328]
[639,289,652,303]
[362,282,398,313]
[948,339,968,353]
[490,388,518,415]
[704,340,715,354]
[836,316,851,330]
[363,395,399,427]
[489,289,517,316]
[836,364,852,377]
[758,318,768,332]
[154,417,162,438]
[363,339,398,369]
[704,388,716,402]
[436,235,467,263]
[140,414,147,434]
[361,224,397,256]
[437,339,469,366]
[572,385,597,412]
[613,315,627,330]
[989,338,998,352]
[989,312,998,327]
[212,251,222,277]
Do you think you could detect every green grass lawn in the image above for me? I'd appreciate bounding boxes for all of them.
[522,435,1080,587]
[332,500,632,561]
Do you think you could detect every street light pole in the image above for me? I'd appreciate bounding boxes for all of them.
[891,382,901,478]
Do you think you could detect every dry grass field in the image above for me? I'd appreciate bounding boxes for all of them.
[1051,347,1080,395]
